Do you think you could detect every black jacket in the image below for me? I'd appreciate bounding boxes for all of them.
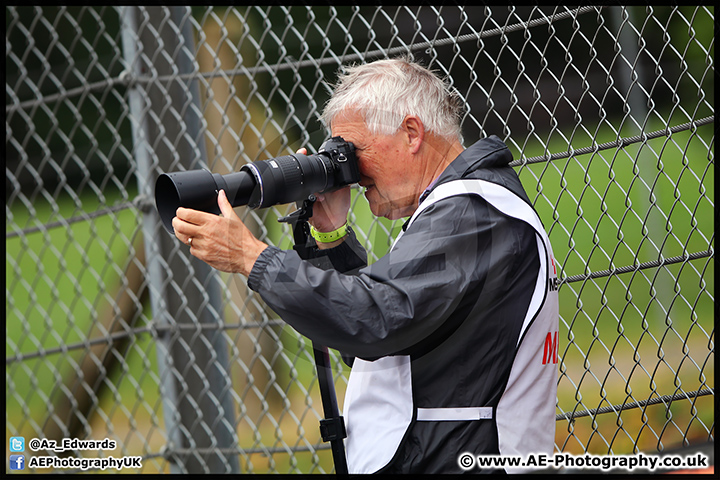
[248,136,559,473]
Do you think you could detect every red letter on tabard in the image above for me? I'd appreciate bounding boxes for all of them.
[542,331,558,365]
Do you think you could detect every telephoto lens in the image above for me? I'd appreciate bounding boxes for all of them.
[154,136,359,233]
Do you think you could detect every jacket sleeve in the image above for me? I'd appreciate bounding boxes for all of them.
[247,195,529,360]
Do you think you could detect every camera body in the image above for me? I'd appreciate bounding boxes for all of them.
[318,136,359,187]
[155,136,359,233]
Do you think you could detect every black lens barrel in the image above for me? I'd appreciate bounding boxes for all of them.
[241,153,331,209]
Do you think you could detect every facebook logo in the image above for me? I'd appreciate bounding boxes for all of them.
[9,437,25,452]
[9,454,25,470]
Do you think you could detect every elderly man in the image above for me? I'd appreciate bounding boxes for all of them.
[172,57,559,474]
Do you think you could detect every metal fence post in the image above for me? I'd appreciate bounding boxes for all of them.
[120,6,240,473]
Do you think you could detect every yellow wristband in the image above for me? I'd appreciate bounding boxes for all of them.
[310,223,348,243]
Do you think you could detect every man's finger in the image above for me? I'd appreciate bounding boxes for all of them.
[172,215,198,240]
[176,206,214,225]
[217,189,237,218]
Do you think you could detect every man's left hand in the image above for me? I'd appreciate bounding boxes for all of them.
[172,189,268,276]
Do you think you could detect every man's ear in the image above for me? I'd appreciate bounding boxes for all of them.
[401,115,425,154]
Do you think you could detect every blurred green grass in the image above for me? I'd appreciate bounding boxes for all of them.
[513,122,714,454]
[6,118,714,471]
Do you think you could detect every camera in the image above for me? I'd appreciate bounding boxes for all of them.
[155,136,359,233]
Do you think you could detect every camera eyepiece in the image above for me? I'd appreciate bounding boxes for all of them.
[154,136,359,233]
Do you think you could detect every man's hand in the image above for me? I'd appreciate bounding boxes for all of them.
[172,189,268,276]
[311,187,351,231]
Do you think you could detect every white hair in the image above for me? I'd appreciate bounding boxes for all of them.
[321,57,463,142]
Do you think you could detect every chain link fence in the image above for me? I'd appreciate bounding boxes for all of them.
[6,5,713,473]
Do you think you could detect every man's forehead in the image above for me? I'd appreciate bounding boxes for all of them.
[331,108,366,125]
[330,111,369,138]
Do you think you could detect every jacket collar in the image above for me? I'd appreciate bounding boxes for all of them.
[406,136,513,231]
[417,135,512,204]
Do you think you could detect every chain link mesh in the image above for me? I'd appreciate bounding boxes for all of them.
[6,5,713,473]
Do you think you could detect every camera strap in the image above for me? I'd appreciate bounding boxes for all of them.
[278,195,349,474]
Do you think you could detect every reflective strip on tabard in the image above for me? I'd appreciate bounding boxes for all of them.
[416,407,493,421]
